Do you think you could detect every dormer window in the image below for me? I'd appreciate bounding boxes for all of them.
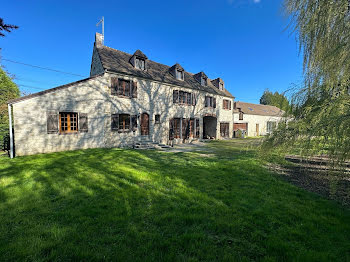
[194,72,208,87]
[176,69,184,81]
[219,82,224,90]
[135,57,145,70]
[130,49,148,70]
[170,63,185,81]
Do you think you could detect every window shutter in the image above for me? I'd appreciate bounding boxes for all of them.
[205,96,208,107]
[173,90,179,104]
[213,98,216,108]
[111,77,118,96]
[223,100,225,109]
[169,119,174,140]
[132,81,138,98]
[229,101,232,110]
[111,114,119,131]
[79,113,88,133]
[131,115,137,131]
[47,111,58,134]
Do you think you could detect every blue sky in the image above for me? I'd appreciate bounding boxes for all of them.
[1,0,303,103]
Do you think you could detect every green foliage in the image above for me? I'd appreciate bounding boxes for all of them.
[263,0,350,161]
[0,66,20,149]
[260,89,291,111]
[0,140,349,261]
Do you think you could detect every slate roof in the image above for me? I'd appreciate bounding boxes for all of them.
[234,101,284,117]
[96,45,234,98]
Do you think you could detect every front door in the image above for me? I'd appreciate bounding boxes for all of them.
[141,113,149,136]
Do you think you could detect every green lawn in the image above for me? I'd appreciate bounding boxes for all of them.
[0,139,349,261]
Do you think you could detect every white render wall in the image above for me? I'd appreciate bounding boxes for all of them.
[233,113,283,137]
[12,72,234,156]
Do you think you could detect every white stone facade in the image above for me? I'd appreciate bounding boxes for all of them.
[233,112,283,137]
[12,72,234,156]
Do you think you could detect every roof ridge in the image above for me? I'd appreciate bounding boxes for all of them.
[99,46,219,82]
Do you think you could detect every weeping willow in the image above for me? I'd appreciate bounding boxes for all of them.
[262,0,350,162]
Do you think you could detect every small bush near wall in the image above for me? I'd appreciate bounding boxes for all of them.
[0,123,9,152]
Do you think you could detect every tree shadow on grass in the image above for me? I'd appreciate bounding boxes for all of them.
[0,142,350,261]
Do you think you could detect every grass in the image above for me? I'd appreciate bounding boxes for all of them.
[0,139,349,261]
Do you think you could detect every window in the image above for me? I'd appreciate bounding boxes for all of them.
[223,99,232,110]
[195,118,200,138]
[173,90,195,106]
[239,112,244,120]
[119,114,130,131]
[135,58,145,70]
[117,79,130,97]
[176,69,184,80]
[201,77,207,86]
[267,121,277,133]
[155,114,160,124]
[111,77,137,98]
[220,123,230,138]
[205,96,216,108]
[59,112,78,133]
[189,119,195,138]
[219,82,224,90]
[111,114,137,132]
[169,118,181,139]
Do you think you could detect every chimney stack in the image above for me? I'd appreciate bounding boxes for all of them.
[95,32,103,48]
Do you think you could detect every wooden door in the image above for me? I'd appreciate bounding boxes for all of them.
[256,124,259,136]
[141,113,149,135]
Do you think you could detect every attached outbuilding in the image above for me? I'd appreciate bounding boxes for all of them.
[233,101,284,137]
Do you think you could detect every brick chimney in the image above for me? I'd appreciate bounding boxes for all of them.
[95,32,103,48]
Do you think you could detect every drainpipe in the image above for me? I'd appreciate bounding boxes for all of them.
[8,104,14,159]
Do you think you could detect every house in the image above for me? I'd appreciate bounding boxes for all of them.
[233,101,284,137]
[7,33,235,156]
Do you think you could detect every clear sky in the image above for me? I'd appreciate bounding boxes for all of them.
[1,0,303,104]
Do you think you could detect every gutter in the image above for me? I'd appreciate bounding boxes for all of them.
[7,103,14,158]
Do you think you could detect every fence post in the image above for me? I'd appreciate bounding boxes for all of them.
[8,104,13,159]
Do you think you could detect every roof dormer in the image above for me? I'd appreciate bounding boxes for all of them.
[169,63,184,81]
[211,78,225,91]
[194,71,208,86]
[130,49,148,70]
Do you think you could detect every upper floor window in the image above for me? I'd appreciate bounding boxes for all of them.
[219,82,224,90]
[201,77,207,86]
[223,99,232,110]
[205,96,216,108]
[111,77,137,98]
[176,69,184,80]
[239,112,244,120]
[135,58,145,70]
[173,90,196,106]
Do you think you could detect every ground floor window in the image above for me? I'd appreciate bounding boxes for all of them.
[195,119,200,138]
[169,118,181,139]
[220,123,230,138]
[59,112,78,133]
[170,118,200,140]
[267,121,277,133]
[111,114,137,132]
[119,114,130,131]
[155,114,160,124]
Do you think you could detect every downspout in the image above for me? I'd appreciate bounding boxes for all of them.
[8,103,14,159]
